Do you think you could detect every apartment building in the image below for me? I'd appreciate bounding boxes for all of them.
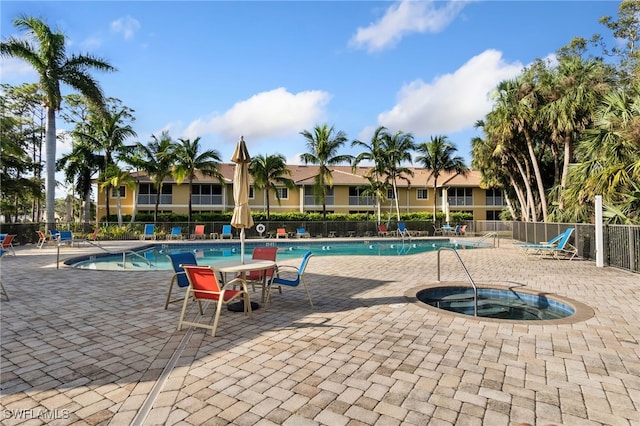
[96,164,506,220]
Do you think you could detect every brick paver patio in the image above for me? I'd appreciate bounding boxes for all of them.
[0,238,638,425]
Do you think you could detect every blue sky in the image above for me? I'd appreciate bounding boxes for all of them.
[1,1,621,196]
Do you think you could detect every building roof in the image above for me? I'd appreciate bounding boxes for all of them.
[129,163,482,188]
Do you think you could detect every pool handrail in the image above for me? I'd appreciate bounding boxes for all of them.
[437,247,478,316]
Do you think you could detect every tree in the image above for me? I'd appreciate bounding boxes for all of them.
[127,131,176,223]
[415,135,469,222]
[172,137,223,223]
[1,16,115,229]
[57,139,102,227]
[352,125,389,225]
[300,124,353,219]
[99,164,135,226]
[73,100,136,223]
[380,130,415,221]
[249,153,296,220]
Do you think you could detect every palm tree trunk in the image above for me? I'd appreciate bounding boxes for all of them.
[558,136,572,210]
[432,178,439,222]
[523,130,548,221]
[45,108,57,230]
[154,183,162,223]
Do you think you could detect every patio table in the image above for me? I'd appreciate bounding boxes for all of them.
[213,259,277,304]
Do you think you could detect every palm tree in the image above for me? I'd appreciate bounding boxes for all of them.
[300,124,353,219]
[127,131,176,223]
[80,103,136,223]
[99,164,135,226]
[1,16,115,229]
[352,125,389,225]
[57,139,102,228]
[380,130,415,221]
[172,137,223,223]
[249,153,296,220]
[415,135,469,222]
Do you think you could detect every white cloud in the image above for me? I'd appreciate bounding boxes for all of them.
[183,87,331,146]
[0,57,37,82]
[377,49,524,137]
[110,16,140,40]
[349,0,468,52]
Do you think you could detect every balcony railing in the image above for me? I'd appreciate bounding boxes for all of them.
[192,195,223,205]
[137,195,173,205]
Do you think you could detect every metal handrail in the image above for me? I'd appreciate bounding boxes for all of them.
[476,231,499,247]
[437,247,478,316]
[121,250,152,269]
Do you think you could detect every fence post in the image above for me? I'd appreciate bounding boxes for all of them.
[595,195,604,268]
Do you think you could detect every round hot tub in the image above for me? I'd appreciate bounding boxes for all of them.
[406,283,594,324]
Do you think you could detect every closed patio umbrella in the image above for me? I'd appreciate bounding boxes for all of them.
[231,136,254,263]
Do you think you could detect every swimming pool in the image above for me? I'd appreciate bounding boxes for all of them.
[67,238,490,270]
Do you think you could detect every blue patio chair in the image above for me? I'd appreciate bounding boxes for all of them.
[141,224,156,240]
[58,230,73,246]
[296,227,311,238]
[165,252,198,310]
[168,226,183,240]
[220,224,233,239]
[397,222,414,237]
[516,228,577,260]
[267,251,314,306]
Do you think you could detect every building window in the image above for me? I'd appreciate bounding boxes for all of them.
[485,188,506,206]
[387,188,395,200]
[111,186,126,198]
[249,186,254,199]
[417,189,429,200]
[192,184,223,205]
[276,187,289,200]
[448,188,472,206]
[304,187,334,205]
[137,183,172,205]
[349,186,374,206]
[486,210,502,220]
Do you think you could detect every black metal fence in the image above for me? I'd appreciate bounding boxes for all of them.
[512,222,639,273]
[3,219,637,273]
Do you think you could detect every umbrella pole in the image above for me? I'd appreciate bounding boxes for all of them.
[240,228,245,264]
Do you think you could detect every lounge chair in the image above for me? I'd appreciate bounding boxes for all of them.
[275,228,288,239]
[1,234,17,255]
[165,252,198,309]
[267,251,314,306]
[296,227,311,238]
[191,224,206,240]
[86,228,101,245]
[220,224,233,239]
[140,224,156,240]
[0,249,9,300]
[516,228,578,260]
[377,224,391,237]
[397,222,415,238]
[179,265,250,336]
[58,230,74,246]
[168,226,183,240]
[36,230,52,249]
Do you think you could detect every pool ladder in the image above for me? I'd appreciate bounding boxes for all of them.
[437,247,478,316]
[476,231,500,247]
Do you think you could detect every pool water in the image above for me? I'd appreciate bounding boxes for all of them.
[417,286,575,320]
[68,239,489,270]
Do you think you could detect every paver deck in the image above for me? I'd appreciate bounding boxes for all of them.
[0,238,638,425]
